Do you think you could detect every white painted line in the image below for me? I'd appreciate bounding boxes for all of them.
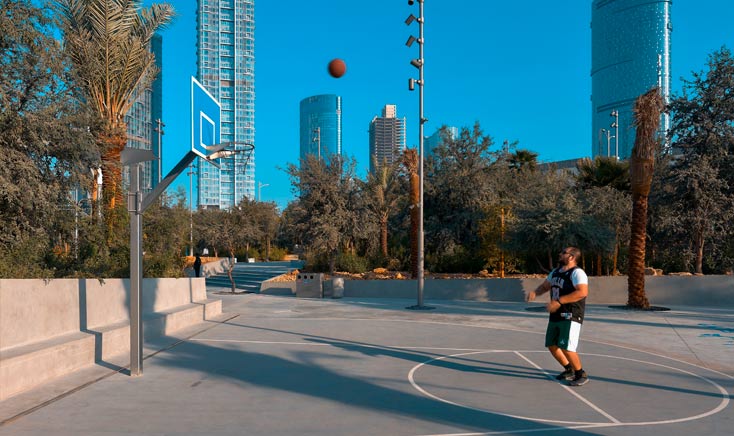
[235,316,734,380]
[189,338,504,353]
[408,350,730,428]
[407,351,607,426]
[514,351,621,424]
[189,339,331,346]
[416,423,613,436]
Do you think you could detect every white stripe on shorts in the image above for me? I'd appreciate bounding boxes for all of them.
[567,321,582,352]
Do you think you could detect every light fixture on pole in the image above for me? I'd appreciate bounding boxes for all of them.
[153,119,165,186]
[258,181,270,201]
[312,127,321,161]
[405,0,432,311]
[610,109,619,159]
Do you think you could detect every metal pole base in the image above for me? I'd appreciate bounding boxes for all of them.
[405,305,435,310]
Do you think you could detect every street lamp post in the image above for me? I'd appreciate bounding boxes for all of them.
[313,127,321,161]
[258,181,270,201]
[405,0,432,310]
[610,110,619,159]
[153,119,165,185]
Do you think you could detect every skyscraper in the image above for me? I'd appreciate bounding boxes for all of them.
[425,126,459,156]
[591,0,671,159]
[196,0,256,209]
[369,104,406,173]
[124,34,163,194]
[299,94,342,162]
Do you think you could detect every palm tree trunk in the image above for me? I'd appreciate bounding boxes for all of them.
[380,215,388,258]
[627,193,650,308]
[626,87,663,309]
[596,253,602,276]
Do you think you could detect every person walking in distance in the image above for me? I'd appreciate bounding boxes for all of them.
[525,246,590,386]
[193,254,202,278]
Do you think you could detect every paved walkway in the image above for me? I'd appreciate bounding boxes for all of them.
[1,291,732,435]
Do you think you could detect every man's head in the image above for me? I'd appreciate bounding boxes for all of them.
[558,246,581,267]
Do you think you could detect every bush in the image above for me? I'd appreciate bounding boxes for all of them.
[268,246,288,261]
[336,253,369,273]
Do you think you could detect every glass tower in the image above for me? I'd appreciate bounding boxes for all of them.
[425,126,458,156]
[299,94,342,163]
[124,34,163,194]
[591,0,671,159]
[369,105,406,173]
[196,0,256,209]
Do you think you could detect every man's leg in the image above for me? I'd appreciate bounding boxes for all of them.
[562,350,582,371]
[548,345,570,367]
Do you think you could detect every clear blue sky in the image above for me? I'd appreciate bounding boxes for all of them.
[153,0,734,210]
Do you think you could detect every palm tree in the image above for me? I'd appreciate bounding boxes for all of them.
[627,88,665,309]
[576,156,630,192]
[509,149,538,172]
[366,158,402,258]
[56,0,174,220]
[402,149,419,278]
[576,156,630,274]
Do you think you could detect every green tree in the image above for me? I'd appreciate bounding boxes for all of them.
[364,158,404,258]
[55,0,174,230]
[662,47,734,273]
[287,155,357,273]
[424,123,494,272]
[0,0,98,277]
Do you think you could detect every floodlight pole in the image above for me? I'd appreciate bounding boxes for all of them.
[406,0,432,310]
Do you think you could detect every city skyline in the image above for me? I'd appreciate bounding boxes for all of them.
[195,0,255,209]
[591,0,672,159]
[152,0,734,209]
[299,94,343,162]
[369,104,406,173]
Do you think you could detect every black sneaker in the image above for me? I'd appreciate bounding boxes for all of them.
[555,368,574,381]
[568,370,589,386]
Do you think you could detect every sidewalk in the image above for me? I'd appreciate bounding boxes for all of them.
[1,293,732,435]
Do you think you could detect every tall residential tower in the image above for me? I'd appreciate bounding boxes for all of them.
[299,94,342,162]
[369,104,406,173]
[124,34,163,194]
[196,0,256,209]
[591,0,671,159]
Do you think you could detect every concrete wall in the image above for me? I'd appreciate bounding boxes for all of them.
[0,277,216,401]
[0,278,207,350]
[264,275,734,308]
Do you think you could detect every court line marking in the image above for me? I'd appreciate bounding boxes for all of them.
[407,351,611,426]
[408,349,729,428]
[514,351,621,423]
[197,320,731,428]
[226,315,734,380]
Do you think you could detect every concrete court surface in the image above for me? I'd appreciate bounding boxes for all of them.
[1,291,732,436]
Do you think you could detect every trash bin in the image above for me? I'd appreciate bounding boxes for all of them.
[296,273,323,298]
[332,278,344,299]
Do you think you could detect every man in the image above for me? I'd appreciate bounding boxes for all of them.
[525,246,589,386]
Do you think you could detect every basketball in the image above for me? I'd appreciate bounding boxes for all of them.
[328,58,346,78]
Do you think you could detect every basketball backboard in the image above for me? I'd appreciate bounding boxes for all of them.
[191,76,221,159]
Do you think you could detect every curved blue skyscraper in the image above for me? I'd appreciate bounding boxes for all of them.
[300,94,342,162]
[591,0,671,159]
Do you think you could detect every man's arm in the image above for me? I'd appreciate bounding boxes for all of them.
[525,280,551,302]
[546,283,588,312]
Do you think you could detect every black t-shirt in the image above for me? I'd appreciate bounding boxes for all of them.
[548,266,587,324]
